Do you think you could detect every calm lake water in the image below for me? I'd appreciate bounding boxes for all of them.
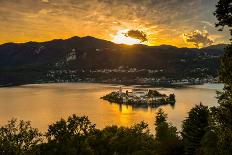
[0,83,223,132]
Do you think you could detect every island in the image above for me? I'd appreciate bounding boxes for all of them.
[101,87,176,108]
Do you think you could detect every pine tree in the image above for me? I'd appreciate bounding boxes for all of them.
[181,104,209,155]
[212,1,232,154]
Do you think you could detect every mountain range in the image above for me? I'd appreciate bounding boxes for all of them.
[0,36,227,86]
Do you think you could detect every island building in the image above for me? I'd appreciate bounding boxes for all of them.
[118,87,169,104]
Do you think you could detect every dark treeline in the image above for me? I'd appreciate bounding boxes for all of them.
[0,103,230,155]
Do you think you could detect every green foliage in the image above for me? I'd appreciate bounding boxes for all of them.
[155,109,167,128]
[167,94,176,104]
[181,104,209,155]
[0,118,42,155]
[214,0,232,38]
[155,109,184,155]
[211,1,232,154]
[201,129,219,155]
[148,90,165,98]
[210,95,232,155]
[0,115,158,155]
[34,115,158,155]
[38,115,96,155]
[89,122,156,155]
[218,45,232,87]
[46,115,96,141]
[3,107,223,155]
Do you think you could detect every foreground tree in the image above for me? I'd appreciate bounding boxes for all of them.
[36,114,157,155]
[212,45,232,155]
[0,119,42,155]
[181,104,209,155]
[38,115,96,155]
[88,122,156,155]
[214,0,232,38]
[0,116,156,155]
[213,0,232,154]
[155,109,184,155]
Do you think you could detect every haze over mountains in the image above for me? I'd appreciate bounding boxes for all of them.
[0,36,226,86]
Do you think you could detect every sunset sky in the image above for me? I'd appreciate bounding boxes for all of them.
[0,0,230,47]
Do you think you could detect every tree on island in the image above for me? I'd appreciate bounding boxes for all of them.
[148,90,166,98]
[168,94,176,102]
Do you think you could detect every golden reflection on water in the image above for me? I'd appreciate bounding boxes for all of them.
[0,83,221,132]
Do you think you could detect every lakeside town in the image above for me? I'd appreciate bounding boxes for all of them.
[101,87,176,108]
[45,67,219,87]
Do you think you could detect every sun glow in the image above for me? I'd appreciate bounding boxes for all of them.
[112,30,141,45]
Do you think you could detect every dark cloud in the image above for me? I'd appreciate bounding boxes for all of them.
[125,30,148,42]
[183,30,214,48]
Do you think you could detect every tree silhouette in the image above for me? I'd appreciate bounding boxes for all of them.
[214,0,232,39]
[0,119,42,155]
[181,104,209,155]
[213,0,232,154]
[155,109,184,155]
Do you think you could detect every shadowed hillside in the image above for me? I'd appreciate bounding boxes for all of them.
[0,36,226,86]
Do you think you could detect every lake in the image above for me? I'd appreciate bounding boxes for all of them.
[0,83,223,132]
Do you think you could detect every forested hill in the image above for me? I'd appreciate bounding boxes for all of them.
[0,36,226,85]
[0,36,225,69]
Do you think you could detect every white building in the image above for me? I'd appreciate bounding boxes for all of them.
[132,89,148,98]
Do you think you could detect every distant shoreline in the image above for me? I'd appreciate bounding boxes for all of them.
[0,81,187,88]
[0,81,222,89]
